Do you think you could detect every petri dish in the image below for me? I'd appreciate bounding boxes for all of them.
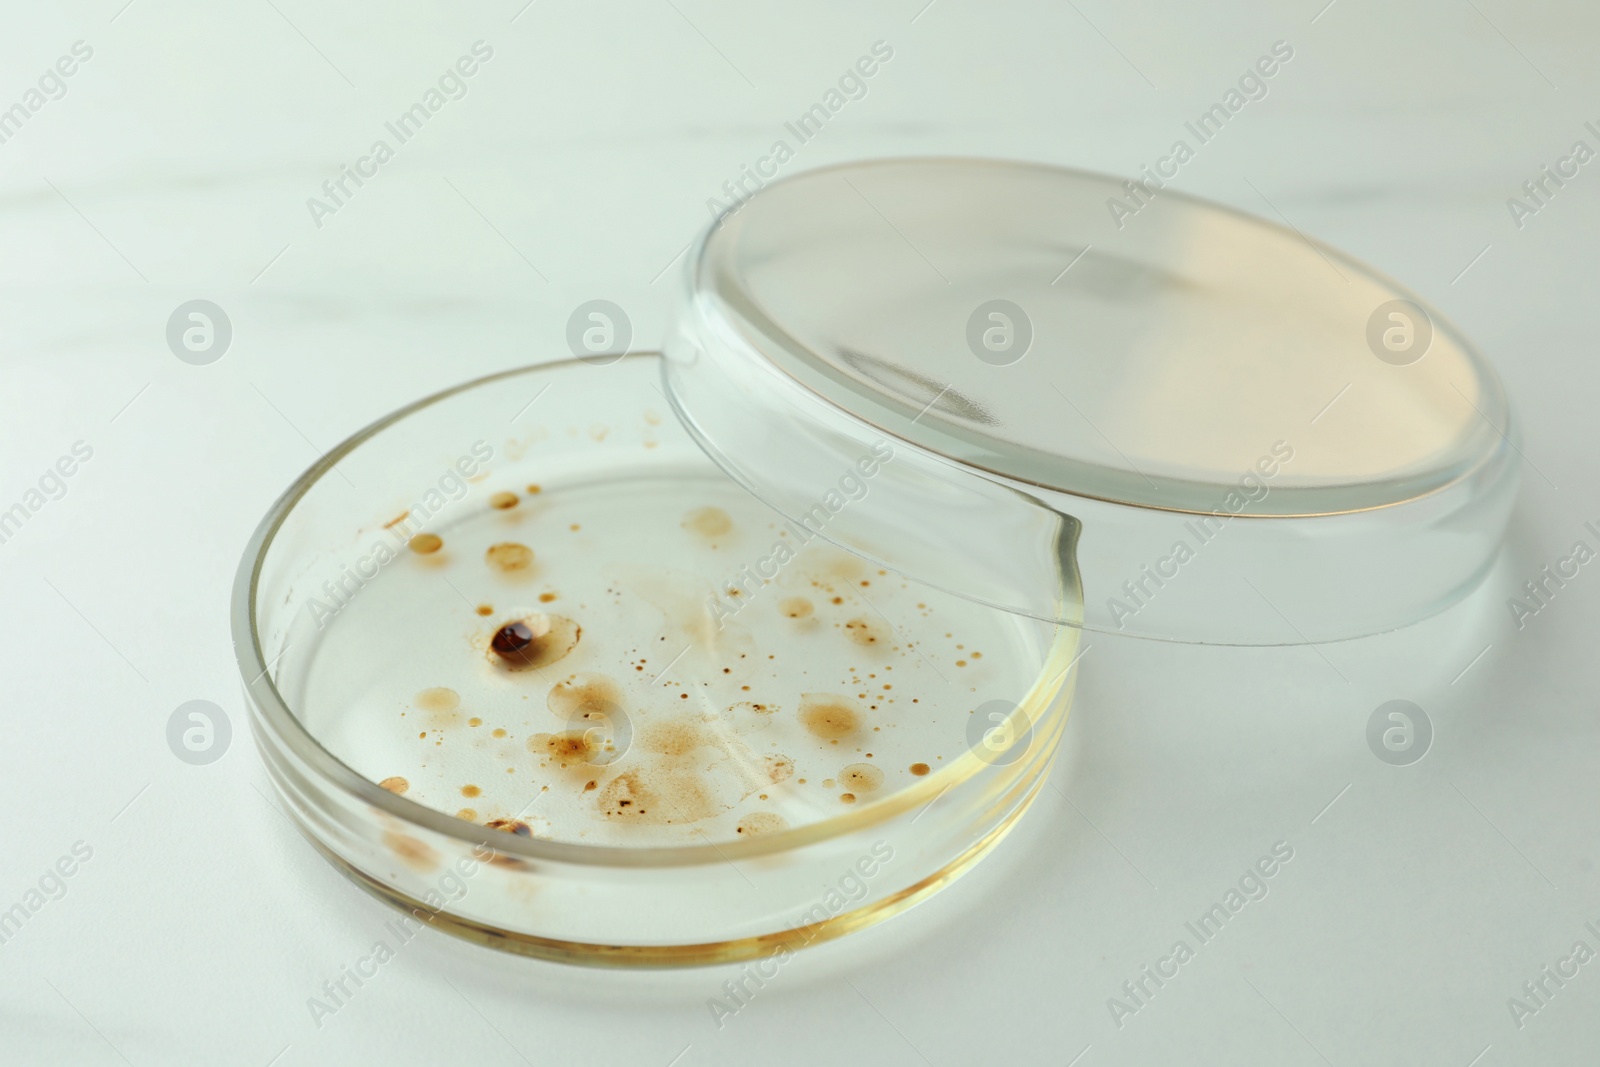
[235,354,1076,965]
[666,158,1518,644]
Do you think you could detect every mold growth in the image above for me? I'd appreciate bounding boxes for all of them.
[300,471,1047,849]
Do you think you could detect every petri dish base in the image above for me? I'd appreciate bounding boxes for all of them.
[234,354,1076,965]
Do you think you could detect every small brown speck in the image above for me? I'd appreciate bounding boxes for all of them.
[461,784,481,798]
[408,533,443,554]
[476,604,494,616]
[539,592,557,603]
[489,491,519,510]
[840,793,857,804]
[910,762,930,776]
[525,484,542,494]
[379,776,409,794]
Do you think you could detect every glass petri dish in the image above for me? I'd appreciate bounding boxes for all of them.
[233,354,1077,965]
[666,158,1518,644]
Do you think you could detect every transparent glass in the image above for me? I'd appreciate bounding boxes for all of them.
[233,355,1078,965]
[666,158,1518,643]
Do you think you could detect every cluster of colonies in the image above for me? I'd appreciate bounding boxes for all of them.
[372,481,988,849]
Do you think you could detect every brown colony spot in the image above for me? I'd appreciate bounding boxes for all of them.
[910,762,930,777]
[489,491,519,510]
[489,614,580,671]
[736,812,790,836]
[415,687,459,712]
[597,768,717,824]
[485,818,533,837]
[764,755,795,784]
[378,776,409,794]
[641,719,707,757]
[408,533,443,554]
[485,542,534,573]
[461,784,481,798]
[547,674,623,721]
[476,604,494,616]
[839,763,884,792]
[844,617,888,647]
[598,771,657,818]
[799,693,864,739]
[682,506,733,539]
[539,592,557,603]
[779,597,813,619]
[839,793,857,804]
[528,730,601,767]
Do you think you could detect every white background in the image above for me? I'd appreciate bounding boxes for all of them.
[2,1,1598,1064]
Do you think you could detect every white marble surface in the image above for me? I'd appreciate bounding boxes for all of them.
[3,1,1599,1064]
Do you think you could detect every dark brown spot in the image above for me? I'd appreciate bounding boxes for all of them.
[910,762,930,776]
[489,614,580,671]
[489,491,519,510]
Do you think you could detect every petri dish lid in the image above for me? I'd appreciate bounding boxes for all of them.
[663,158,1518,644]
